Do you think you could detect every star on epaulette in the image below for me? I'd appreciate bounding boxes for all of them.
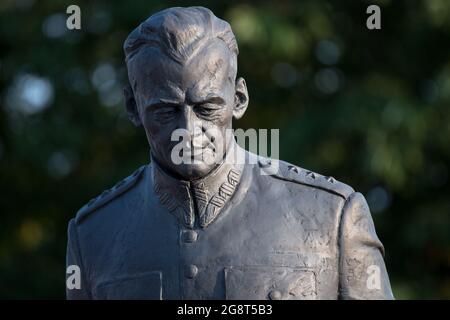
[259,159,354,200]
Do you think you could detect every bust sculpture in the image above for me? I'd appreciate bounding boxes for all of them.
[66,6,394,300]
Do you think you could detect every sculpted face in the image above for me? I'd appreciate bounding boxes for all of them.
[125,40,249,180]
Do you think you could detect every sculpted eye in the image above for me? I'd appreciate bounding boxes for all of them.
[154,105,178,116]
[194,104,218,116]
[151,105,179,123]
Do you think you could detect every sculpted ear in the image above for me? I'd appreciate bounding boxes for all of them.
[124,84,142,127]
[233,77,249,120]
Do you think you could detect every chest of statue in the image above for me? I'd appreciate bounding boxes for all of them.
[89,176,342,300]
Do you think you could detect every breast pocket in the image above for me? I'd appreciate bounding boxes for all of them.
[224,266,317,300]
[94,271,162,300]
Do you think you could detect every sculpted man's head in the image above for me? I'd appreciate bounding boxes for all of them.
[123,6,249,181]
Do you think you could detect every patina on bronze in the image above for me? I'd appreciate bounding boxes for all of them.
[66,6,394,300]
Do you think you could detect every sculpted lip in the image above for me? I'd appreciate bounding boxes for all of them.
[189,137,215,155]
[191,145,215,157]
[178,146,209,158]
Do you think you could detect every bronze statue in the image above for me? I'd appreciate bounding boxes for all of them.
[66,6,394,300]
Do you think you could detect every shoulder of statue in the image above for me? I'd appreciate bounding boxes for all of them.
[75,165,147,225]
[257,157,354,200]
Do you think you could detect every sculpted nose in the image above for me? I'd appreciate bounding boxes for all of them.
[179,106,202,137]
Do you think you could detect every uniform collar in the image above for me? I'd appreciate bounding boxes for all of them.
[151,142,245,229]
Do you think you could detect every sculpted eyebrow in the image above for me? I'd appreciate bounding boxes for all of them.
[147,99,180,109]
[146,96,225,109]
[198,96,225,106]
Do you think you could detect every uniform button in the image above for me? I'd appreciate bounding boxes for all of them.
[182,230,198,243]
[269,290,282,300]
[185,264,198,279]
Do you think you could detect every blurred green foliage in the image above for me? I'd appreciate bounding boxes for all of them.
[0,0,449,299]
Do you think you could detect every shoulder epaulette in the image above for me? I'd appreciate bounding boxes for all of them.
[75,165,146,224]
[257,157,354,200]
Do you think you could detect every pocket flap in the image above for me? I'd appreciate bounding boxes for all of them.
[225,266,316,300]
[95,271,162,300]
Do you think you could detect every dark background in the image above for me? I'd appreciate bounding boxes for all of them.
[0,0,449,299]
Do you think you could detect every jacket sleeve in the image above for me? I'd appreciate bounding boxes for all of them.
[338,192,394,299]
[66,218,91,299]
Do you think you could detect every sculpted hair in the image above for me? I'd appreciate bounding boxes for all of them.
[123,6,239,65]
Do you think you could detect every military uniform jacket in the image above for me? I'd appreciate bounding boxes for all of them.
[66,144,394,300]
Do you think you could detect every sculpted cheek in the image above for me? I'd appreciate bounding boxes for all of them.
[141,113,161,140]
